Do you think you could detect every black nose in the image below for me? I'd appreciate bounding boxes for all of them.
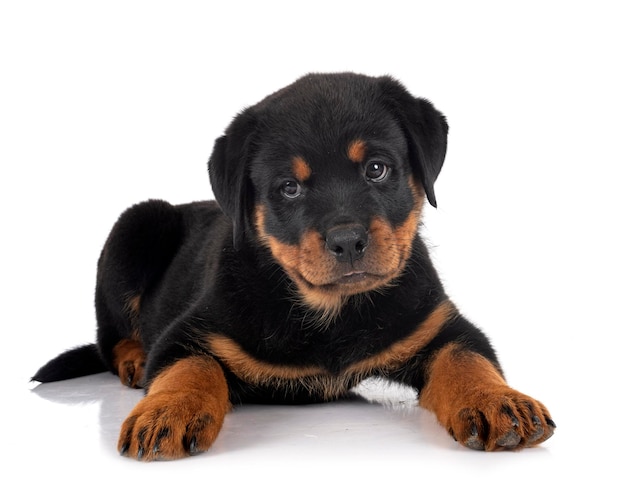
[325,225,368,263]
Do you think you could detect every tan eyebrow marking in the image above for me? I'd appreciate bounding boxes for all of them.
[347,139,367,163]
[292,156,312,182]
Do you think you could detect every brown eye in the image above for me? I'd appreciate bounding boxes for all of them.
[281,180,302,199]
[364,162,389,182]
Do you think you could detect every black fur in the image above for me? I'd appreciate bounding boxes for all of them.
[33,344,106,382]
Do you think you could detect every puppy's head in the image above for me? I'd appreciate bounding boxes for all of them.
[209,73,448,315]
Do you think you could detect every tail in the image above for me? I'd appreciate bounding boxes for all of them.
[32,343,108,383]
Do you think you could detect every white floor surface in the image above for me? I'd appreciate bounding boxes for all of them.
[7,365,621,496]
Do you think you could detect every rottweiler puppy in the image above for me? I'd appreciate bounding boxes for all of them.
[33,72,555,460]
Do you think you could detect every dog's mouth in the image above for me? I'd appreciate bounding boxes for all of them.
[278,264,400,320]
[301,269,391,292]
[331,271,373,285]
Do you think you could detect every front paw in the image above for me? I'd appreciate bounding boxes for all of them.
[118,390,227,461]
[447,388,556,451]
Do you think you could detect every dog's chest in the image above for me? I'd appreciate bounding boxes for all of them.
[207,314,425,400]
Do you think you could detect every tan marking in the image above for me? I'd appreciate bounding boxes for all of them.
[254,202,426,319]
[207,333,344,399]
[292,156,311,182]
[112,338,146,388]
[345,300,456,376]
[208,334,325,384]
[207,300,455,400]
[255,205,345,317]
[408,177,426,222]
[125,294,142,340]
[291,285,347,323]
[347,139,367,163]
[368,208,419,273]
[148,356,230,400]
[419,344,507,417]
[126,294,141,316]
[418,343,507,448]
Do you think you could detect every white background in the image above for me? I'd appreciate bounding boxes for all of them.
[1,1,624,496]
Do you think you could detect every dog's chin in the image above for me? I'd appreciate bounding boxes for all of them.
[288,269,397,322]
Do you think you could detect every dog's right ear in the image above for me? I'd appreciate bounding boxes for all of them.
[208,109,258,250]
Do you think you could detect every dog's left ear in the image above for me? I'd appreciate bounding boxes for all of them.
[379,77,449,208]
[208,109,258,250]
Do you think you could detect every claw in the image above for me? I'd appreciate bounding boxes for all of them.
[119,442,129,456]
[497,430,521,448]
[495,412,522,447]
[188,436,198,455]
[526,415,545,443]
[121,360,136,387]
[465,424,485,450]
[154,426,169,452]
[448,427,457,442]
[542,418,557,442]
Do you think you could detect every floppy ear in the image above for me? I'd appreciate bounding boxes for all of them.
[208,109,258,250]
[379,77,449,207]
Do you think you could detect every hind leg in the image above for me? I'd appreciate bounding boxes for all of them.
[94,200,184,388]
[111,294,146,387]
[113,338,146,388]
[96,293,146,388]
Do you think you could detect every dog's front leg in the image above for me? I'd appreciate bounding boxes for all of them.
[418,342,555,451]
[118,355,230,461]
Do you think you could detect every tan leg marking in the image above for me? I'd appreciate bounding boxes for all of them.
[112,338,146,388]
